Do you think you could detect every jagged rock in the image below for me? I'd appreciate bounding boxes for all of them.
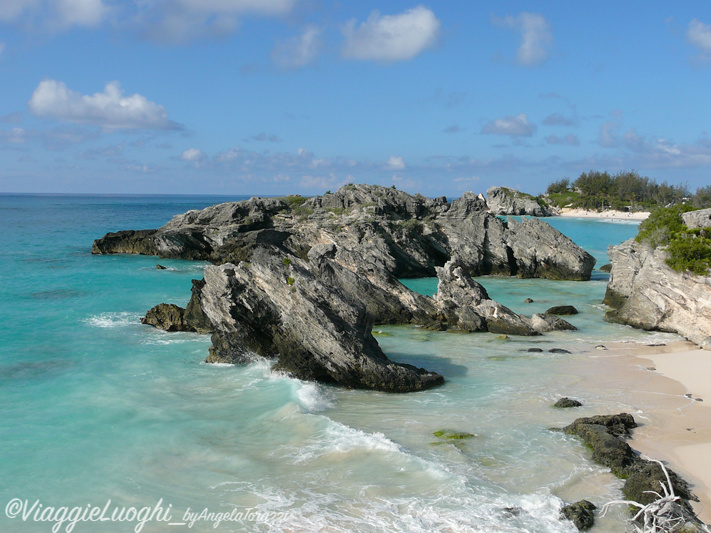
[623,460,696,507]
[433,260,538,335]
[141,303,193,332]
[486,186,551,216]
[682,207,711,229]
[93,184,595,281]
[549,348,572,354]
[189,249,444,392]
[156,264,167,270]
[554,397,583,408]
[604,239,711,348]
[530,313,577,332]
[545,305,579,316]
[561,500,596,531]
[599,263,612,273]
[524,297,534,303]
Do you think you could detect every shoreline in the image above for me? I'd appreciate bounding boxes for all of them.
[568,341,711,523]
[557,208,650,221]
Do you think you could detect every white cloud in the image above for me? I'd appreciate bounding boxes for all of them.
[481,113,536,137]
[135,0,296,43]
[28,80,181,130]
[342,6,441,63]
[598,120,619,148]
[688,19,711,59]
[272,25,323,70]
[543,113,577,127]
[0,0,108,29]
[386,155,406,170]
[181,148,206,162]
[494,12,552,66]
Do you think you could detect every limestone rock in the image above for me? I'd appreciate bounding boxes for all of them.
[682,207,711,229]
[561,500,596,531]
[486,186,551,216]
[604,238,711,348]
[554,397,583,408]
[545,305,579,316]
[141,303,193,332]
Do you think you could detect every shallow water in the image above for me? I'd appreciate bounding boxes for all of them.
[0,197,679,532]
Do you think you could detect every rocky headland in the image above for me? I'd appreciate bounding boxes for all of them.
[94,184,594,391]
[604,207,711,348]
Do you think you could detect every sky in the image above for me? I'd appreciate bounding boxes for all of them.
[1,1,711,197]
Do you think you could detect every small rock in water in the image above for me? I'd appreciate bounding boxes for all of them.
[554,397,583,408]
[696,398,704,402]
[561,500,596,531]
[646,343,666,347]
[156,264,167,270]
[497,334,509,340]
[545,305,579,316]
[524,298,534,303]
[527,348,544,353]
[549,348,572,354]
[595,344,607,350]
[501,506,523,517]
[599,263,612,273]
[685,393,693,398]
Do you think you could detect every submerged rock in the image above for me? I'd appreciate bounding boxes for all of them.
[561,500,596,531]
[433,429,476,440]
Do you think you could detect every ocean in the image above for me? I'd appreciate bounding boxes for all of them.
[0,194,679,532]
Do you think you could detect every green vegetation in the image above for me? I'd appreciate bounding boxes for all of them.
[636,205,711,275]
[282,195,307,208]
[544,170,690,211]
[286,276,295,286]
[433,430,476,440]
[282,257,292,267]
[399,219,423,236]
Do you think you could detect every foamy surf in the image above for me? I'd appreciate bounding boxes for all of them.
[84,311,141,328]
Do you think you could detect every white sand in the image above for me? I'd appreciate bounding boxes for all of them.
[558,208,650,220]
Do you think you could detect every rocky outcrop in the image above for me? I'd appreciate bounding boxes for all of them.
[554,397,582,408]
[141,303,194,332]
[604,239,711,348]
[682,207,711,229]
[486,186,552,217]
[93,184,594,281]
[187,247,444,392]
[545,305,579,316]
[563,414,697,507]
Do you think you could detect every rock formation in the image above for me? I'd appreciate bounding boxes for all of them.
[93,184,594,281]
[96,184,596,391]
[604,238,711,348]
[682,207,711,229]
[486,186,552,217]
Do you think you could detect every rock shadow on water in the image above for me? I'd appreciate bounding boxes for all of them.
[29,288,86,300]
[383,351,469,378]
[0,360,74,381]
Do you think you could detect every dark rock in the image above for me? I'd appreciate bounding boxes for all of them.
[599,263,612,273]
[563,414,638,474]
[623,460,696,507]
[141,303,194,332]
[524,297,534,303]
[554,397,583,408]
[561,500,596,531]
[527,348,544,353]
[545,305,579,316]
[549,348,572,354]
[156,264,167,270]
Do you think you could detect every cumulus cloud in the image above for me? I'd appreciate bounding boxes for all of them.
[272,25,323,70]
[181,148,206,162]
[135,0,296,43]
[28,80,181,130]
[342,6,441,62]
[494,12,552,66]
[481,113,536,137]
[544,133,579,146]
[0,0,108,29]
[386,155,406,170]
[687,19,711,60]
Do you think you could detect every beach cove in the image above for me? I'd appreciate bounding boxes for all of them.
[1,194,706,532]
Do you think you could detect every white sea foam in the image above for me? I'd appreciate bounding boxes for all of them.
[295,382,334,413]
[85,312,140,328]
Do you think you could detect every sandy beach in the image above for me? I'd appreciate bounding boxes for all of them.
[569,341,711,523]
[558,208,651,221]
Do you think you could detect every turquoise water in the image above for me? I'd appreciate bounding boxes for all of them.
[0,198,678,532]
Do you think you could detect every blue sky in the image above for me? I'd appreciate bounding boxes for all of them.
[1,1,710,197]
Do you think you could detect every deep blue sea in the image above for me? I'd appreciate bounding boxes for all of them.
[0,195,679,532]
